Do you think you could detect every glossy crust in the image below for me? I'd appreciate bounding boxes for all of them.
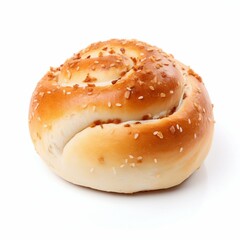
[29,39,214,193]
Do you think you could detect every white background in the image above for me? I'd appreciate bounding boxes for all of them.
[0,0,239,239]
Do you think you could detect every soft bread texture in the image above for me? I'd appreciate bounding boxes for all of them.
[29,39,214,193]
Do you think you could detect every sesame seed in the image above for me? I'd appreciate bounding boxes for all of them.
[47,91,51,94]
[138,96,144,100]
[179,127,183,132]
[188,118,191,124]
[149,56,156,62]
[120,164,125,168]
[39,92,45,97]
[125,159,128,163]
[129,155,134,159]
[94,60,99,64]
[153,131,164,139]
[76,66,80,71]
[66,92,71,95]
[116,103,122,107]
[112,167,116,175]
[198,113,202,121]
[126,87,132,91]
[90,168,94,173]
[179,147,183,153]
[110,63,116,67]
[176,124,180,130]
[149,86,155,91]
[34,103,39,111]
[101,64,106,68]
[137,156,143,160]
[124,91,131,99]
[62,89,66,95]
[37,116,41,121]
[169,125,175,134]
[140,53,144,56]
[147,48,154,52]
[160,93,166,98]
[67,70,71,79]
[43,124,48,128]
[194,133,197,139]
[130,163,136,167]
[108,102,112,108]
[208,117,212,122]
[203,108,206,113]
[92,105,96,111]
[134,133,139,139]
[170,90,174,94]
[82,103,88,109]
[154,158,158,163]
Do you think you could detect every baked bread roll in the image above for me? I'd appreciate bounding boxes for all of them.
[29,39,214,193]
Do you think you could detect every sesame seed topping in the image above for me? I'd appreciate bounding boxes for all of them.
[140,53,144,56]
[160,93,166,98]
[154,158,158,163]
[203,108,206,113]
[82,103,88,109]
[124,91,131,99]
[66,92,71,95]
[129,155,134,159]
[101,64,106,68]
[47,91,51,94]
[169,125,176,134]
[62,89,66,95]
[90,168,94,173]
[76,66,80,71]
[94,60,99,64]
[147,48,154,52]
[37,116,41,121]
[170,90,174,94]
[125,159,128,163]
[179,127,183,132]
[130,163,136,167]
[176,124,180,130]
[194,133,197,139]
[116,103,122,107]
[92,105,96,111]
[43,124,48,128]
[126,87,132,91]
[67,70,71,79]
[134,133,139,140]
[149,86,155,91]
[179,147,183,153]
[110,63,116,67]
[153,131,164,139]
[198,113,202,121]
[108,102,112,108]
[138,96,144,100]
[188,118,191,124]
[120,164,125,168]
[39,92,45,97]
[137,156,143,160]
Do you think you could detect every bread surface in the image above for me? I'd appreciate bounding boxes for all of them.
[29,39,214,193]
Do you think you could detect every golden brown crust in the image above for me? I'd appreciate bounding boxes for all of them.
[29,39,214,193]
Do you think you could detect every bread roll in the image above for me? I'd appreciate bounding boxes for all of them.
[29,39,214,193]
